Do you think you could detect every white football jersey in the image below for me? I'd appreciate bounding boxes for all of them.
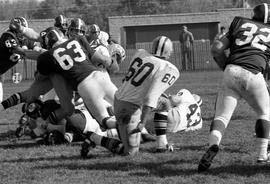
[98,31,109,47]
[167,89,203,132]
[115,49,179,108]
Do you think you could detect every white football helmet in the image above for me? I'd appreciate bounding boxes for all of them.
[99,31,109,46]
[169,89,194,107]
[108,43,126,64]
[192,94,202,106]
[152,36,173,60]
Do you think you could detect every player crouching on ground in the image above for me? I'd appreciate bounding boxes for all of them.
[153,89,203,152]
[14,99,125,155]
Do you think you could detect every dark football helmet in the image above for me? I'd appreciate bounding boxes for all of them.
[22,99,44,119]
[22,99,60,120]
[54,15,68,34]
[39,27,55,49]
[252,3,270,24]
[68,18,86,38]
[45,27,65,49]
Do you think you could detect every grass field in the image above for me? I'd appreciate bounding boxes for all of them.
[1,70,270,184]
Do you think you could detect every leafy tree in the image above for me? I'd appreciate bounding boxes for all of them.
[0,0,267,31]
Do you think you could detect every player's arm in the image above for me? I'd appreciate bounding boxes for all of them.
[10,20,42,42]
[94,45,120,73]
[91,49,119,73]
[13,46,46,60]
[211,34,230,70]
[79,36,119,73]
[21,27,41,41]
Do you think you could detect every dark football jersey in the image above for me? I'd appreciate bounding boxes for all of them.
[37,36,99,90]
[226,16,270,74]
[0,30,22,74]
[20,38,36,50]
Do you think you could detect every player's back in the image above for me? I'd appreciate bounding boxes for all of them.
[227,16,270,74]
[37,36,98,89]
[115,49,178,107]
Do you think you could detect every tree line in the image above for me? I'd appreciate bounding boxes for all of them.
[0,0,269,31]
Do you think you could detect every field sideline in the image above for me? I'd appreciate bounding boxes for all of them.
[1,70,270,184]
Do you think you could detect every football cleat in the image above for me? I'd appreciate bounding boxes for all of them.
[257,152,270,163]
[80,138,96,158]
[64,132,74,143]
[155,144,174,153]
[198,144,219,172]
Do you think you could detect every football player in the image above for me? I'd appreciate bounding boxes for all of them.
[16,95,155,144]
[86,23,123,74]
[198,3,270,172]
[0,17,34,101]
[11,14,69,44]
[153,89,203,152]
[16,99,125,155]
[0,25,56,114]
[54,15,69,35]
[110,36,180,156]
[36,27,118,135]
[10,15,69,59]
[67,18,87,38]
[86,24,109,47]
[0,18,114,115]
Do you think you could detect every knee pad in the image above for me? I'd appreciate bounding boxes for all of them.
[255,119,270,138]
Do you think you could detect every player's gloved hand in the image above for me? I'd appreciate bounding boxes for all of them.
[154,94,171,112]
[129,122,144,135]
[9,19,24,33]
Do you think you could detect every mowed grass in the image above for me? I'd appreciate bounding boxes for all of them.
[0,70,270,184]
